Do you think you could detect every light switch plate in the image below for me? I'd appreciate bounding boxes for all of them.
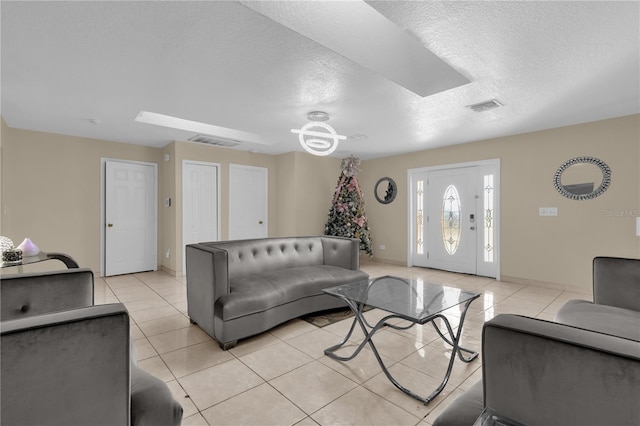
[539,207,558,216]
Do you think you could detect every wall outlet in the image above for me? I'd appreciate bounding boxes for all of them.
[539,207,558,216]
[379,245,386,250]
[165,249,171,259]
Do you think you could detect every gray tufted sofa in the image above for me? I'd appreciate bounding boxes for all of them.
[186,236,369,349]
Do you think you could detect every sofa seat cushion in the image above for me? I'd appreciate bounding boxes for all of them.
[216,265,368,321]
[432,379,483,426]
[131,365,183,426]
[555,300,640,341]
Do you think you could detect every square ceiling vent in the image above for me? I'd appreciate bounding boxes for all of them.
[467,99,503,112]
[188,134,241,147]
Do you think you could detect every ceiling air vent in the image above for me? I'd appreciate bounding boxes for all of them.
[188,134,241,147]
[467,99,503,113]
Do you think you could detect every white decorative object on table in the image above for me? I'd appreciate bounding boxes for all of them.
[0,236,14,253]
[17,237,40,256]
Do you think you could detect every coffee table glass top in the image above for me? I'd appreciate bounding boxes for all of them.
[324,275,480,323]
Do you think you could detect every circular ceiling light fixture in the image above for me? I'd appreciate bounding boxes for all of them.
[291,121,347,156]
[306,111,330,122]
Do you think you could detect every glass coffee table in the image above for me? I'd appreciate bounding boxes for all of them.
[323,275,481,404]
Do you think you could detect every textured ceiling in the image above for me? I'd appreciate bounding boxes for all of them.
[1,1,639,159]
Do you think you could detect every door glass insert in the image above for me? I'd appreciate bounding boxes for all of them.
[441,185,461,255]
[416,180,424,254]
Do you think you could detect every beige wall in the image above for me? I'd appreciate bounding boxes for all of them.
[0,125,161,274]
[275,152,342,237]
[2,114,638,291]
[360,114,640,291]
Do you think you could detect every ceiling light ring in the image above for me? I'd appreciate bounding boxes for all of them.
[305,138,332,149]
[291,121,346,156]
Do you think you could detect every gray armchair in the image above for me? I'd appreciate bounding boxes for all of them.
[0,269,183,426]
[434,314,640,426]
[434,256,640,426]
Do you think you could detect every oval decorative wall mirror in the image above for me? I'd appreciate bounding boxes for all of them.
[374,177,397,204]
[553,156,611,200]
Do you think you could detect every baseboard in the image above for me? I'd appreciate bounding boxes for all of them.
[362,256,406,267]
[501,275,590,294]
[160,265,178,277]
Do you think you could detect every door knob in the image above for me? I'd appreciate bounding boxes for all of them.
[107,223,113,228]
[470,226,476,230]
[258,221,264,224]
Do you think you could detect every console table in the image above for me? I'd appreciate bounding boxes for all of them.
[1,251,79,270]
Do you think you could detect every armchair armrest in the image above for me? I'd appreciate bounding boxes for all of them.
[593,256,640,311]
[1,304,131,426]
[482,314,640,426]
[0,268,94,321]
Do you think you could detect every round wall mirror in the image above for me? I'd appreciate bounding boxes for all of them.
[553,157,611,200]
[374,177,397,204]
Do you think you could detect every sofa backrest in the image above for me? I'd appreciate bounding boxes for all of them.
[201,237,325,278]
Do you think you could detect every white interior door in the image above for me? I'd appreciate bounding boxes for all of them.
[229,164,267,240]
[104,160,157,276]
[409,160,499,278]
[182,161,220,275]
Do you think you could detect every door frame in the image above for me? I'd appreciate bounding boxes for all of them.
[407,159,500,279]
[181,160,221,275]
[100,158,158,277]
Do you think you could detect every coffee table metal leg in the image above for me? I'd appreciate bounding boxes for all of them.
[324,298,396,362]
[424,299,478,402]
[324,295,479,405]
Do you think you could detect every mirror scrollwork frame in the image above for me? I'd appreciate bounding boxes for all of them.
[553,156,611,201]
[374,177,397,204]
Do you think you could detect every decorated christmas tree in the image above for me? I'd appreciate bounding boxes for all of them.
[324,156,373,256]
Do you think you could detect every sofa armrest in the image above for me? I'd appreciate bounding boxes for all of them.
[0,268,94,321]
[592,257,640,311]
[1,304,131,426]
[186,244,230,334]
[482,314,640,426]
[321,236,360,270]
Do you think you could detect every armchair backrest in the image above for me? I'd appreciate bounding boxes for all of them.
[593,256,640,311]
[482,314,640,426]
[1,304,131,426]
[0,268,94,321]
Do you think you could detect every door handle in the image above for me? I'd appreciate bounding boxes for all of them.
[258,221,264,224]
[470,226,476,230]
[107,223,114,228]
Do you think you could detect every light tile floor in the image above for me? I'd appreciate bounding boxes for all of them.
[95,259,592,426]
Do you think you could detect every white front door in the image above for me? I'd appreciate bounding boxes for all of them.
[182,161,220,275]
[426,167,477,274]
[409,160,499,278]
[229,164,268,240]
[104,160,157,276]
